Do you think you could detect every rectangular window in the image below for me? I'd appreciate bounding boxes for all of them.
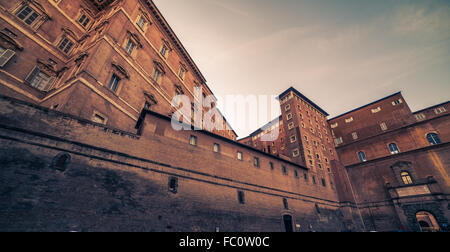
[269,162,274,170]
[352,132,358,140]
[92,113,106,124]
[415,113,426,121]
[292,149,300,157]
[136,16,148,31]
[237,151,243,161]
[321,178,326,187]
[160,45,168,58]
[345,117,354,123]
[331,123,338,129]
[238,191,245,204]
[285,104,291,111]
[290,135,297,143]
[78,13,91,28]
[282,166,288,175]
[392,99,403,106]
[178,67,186,80]
[25,67,55,91]
[286,113,292,120]
[125,39,136,55]
[335,137,343,145]
[435,107,447,114]
[213,143,220,153]
[15,5,40,26]
[58,36,75,54]
[254,157,260,168]
[380,122,388,131]
[107,74,120,92]
[153,68,162,82]
[288,122,294,130]
[189,135,197,146]
[371,107,381,113]
[0,47,15,68]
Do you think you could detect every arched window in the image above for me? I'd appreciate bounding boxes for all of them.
[427,133,441,146]
[358,151,367,163]
[389,143,400,154]
[400,171,413,185]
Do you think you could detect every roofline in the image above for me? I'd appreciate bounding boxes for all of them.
[328,92,402,121]
[413,101,450,114]
[278,87,329,116]
[246,116,283,137]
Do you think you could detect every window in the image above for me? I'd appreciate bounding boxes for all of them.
[152,67,162,83]
[292,149,299,157]
[107,74,121,92]
[389,143,400,154]
[345,117,354,123]
[15,5,40,26]
[321,178,326,187]
[288,122,294,130]
[269,162,274,170]
[380,122,388,131]
[237,191,245,204]
[57,36,75,54]
[434,107,447,114]
[282,166,288,175]
[392,99,403,106]
[286,113,292,120]
[304,173,308,181]
[400,172,413,185]
[92,113,106,124]
[168,177,178,194]
[125,39,136,55]
[188,136,197,146]
[371,107,381,113]
[415,113,426,121]
[427,133,441,146]
[352,132,358,140]
[358,151,367,163]
[254,157,260,168]
[160,44,169,58]
[331,122,338,129]
[78,13,91,28]
[213,143,220,153]
[25,67,55,91]
[237,151,243,161]
[136,15,148,31]
[335,137,343,145]
[52,153,71,172]
[283,198,289,210]
[0,46,15,68]
[294,170,298,178]
[285,104,291,111]
[178,67,186,80]
[312,176,316,184]
[290,135,297,143]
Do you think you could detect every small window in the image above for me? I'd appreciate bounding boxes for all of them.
[0,46,15,68]
[371,107,381,113]
[125,39,136,55]
[331,123,338,128]
[237,151,243,161]
[107,74,121,92]
[286,113,292,120]
[290,135,297,143]
[269,162,274,170]
[283,198,289,210]
[415,113,426,121]
[345,117,354,123]
[160,44,169,58]
[389,143,400,154]
[92,113,106,124]
[380,122,388,131]
[189,135,197,146]
[285,104,291,111]
[237,191,245,204]
[178,67,186,80]
[427,133,441,146]
[282,166,288,175]
[294,170,298,178]
[168,177,178,194]
[392,99,403,106]
[213,143,220,153]
[136,15,148,31]
[358,151,367,163]
[25,67,55,91]
[352,132,358,140]
[335,137,343,145]
[57,36,75,54]
[288,122,294,130]
[312,176,316,184]
[52,153,71,171]
[304,173,308,181]
[292,149,299,157]
[152,67,162,83]
[254,157,260,168]
[434,107,447,114]
[321,178,326,187]
[400,172,413,185]
[15,5,40,26]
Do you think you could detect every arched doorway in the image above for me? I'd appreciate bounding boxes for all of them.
[283,215,294,232]
[416,211,440,232]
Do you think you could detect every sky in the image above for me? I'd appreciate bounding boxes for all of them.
[154,0,450,137]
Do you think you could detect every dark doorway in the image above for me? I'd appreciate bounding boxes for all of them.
[283,215,294,232]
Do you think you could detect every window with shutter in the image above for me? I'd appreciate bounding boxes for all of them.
[0,49,15,67]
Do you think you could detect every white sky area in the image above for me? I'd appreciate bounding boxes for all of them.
[154,0,450,138]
